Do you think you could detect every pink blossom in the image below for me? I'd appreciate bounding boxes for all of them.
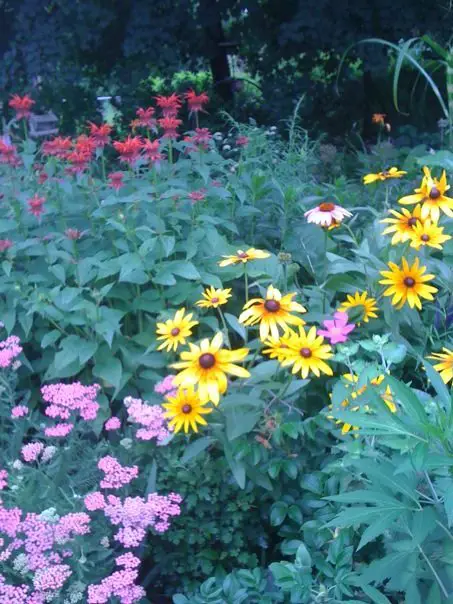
[0,470,7,491]
[54,513,90,543]
[27,194,46,218]
[44,423,74,438]
[236,135,249,147]
[11,405,28,418]
[0,335,22,368]
[33,564,72,591]
[41,382,100,422]
[84,491,106,511]
[116,552,141,569]
[21,443,44,463]
[98,456,139,489]
[0,240,12,252]
[142,139,163,164]
[108,171,124,191]
[154,375,177,395]
[188,189,206,203]
[88,568,145,604]
[65,228,82,240]
[124,396,170,443]
[0,576,29,603]
[105,416,121,431]
[318,311,355,344]
[135,107,156,129]
[304,203,352,227]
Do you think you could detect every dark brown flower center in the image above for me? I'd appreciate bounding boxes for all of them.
[300,347,312,358]
[171,327,180,336]
[404,277,415,287]
[182,404,192,414]
[238,252,248,259]
[211,297,219,303]
[429,187,441,199]
[421,234,430,242]
[319,202,335,212]
[264,299,280,312]
[407,217,418,227]
[199,353,216,369]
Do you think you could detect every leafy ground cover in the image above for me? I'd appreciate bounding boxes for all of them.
[0,94,452,603]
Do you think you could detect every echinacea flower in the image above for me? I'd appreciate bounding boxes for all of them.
[409,219,451,250]
[381,205,424,244]
[171,332,250,404]
[155,93,182,118]
[113,136,143,165]
[162,385,213,433]
[274,325,333,379]
[239,285,306,340]
[318,311,355,344]
[304,202,352,227]
[338,291,378,323]
[398,166,453,222]
[427,347,453,384]
[218,247,270,267]
[88,122,112,147]
[184,90,209,114]
[379,257,437,310]
[363,167,407,184]
[196,287,232,308]
[9,94,35,119]
[156,308,199,352]
[27,194,45,217]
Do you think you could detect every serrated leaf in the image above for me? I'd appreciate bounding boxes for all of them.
[358,511,400,550]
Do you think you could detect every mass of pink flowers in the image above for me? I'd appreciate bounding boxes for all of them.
[44,422,74,438]
[154,374,177,396]
[105,416,121,431]
[41,381,100,422]
[124,395,171,442]
[0,335,22,368]
[11,404,28,418]
[98,455,139,489]
[21,442,44,462]
[87,568,145,604]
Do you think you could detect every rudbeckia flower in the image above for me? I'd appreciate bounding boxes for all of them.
[398,166,453,222]
[275,325,333,379]
[262,332,292,362]
[363,167,407,184]
[156,308,199,352]
[304,202,352,227]
[338,291,378,324]
[427,347,453,384]
[218,248,270,267]
[379,257,437,310]
[162,385,213,433]
[409,219,451,250]
[239,285,306,340]
[171,333,250,405]
[381,205,424,245]
[196,287,232,309]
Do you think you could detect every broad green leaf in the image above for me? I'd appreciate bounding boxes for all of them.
[385,376,428,424]
[226,408,260,440]
[361,585,393,604]
[270,501,288,526]
[93,355,123,390]
[181,437,214,463]
[358,512,401,550]
[295,543,312,569]
[224,312,246,340]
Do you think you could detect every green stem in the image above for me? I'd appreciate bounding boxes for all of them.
[244,267,249,304]
[168,139,173,165]
[217,307,231,348]
[322,229,328,313]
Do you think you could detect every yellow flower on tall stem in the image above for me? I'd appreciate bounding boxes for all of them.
[262,332,292,362]
[427,348,453,384]
[338,291,378,323]
[196,287,232,309]
[276,325,333,379]
[363,167,407,184]
[171,332,250,405]
[409,219,451,250]
[218,248,270,267]
[379,257,437,310]
[398,166,453,222]
[239,285,306,341]
[162,385,213,433]
[156,308,199,352]
[380,205,424,245]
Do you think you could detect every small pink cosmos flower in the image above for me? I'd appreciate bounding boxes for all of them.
[304,202,352,227]
[318,311,355,344]
[188,189,206,203]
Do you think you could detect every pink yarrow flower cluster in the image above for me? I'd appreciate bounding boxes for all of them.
[105,416,121,431]
[87,568,145,604]
[124,396,171,442]
[44,423,74,438]
[154,375,177,396]
[318,311,355,344]
[11,404,28,418]
[21,442,44,463]
[0,335,22,368]
[98,456,139,489]
[41,382,100,423]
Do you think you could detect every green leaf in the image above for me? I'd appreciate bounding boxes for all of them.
[169,260,201,280]
[145,460,157,495]
[181,437,214,463]
[93,355,123,391]
[358,512,401,550]
[226,408,260,440]
[423,359,452,408]
[295,543,312,569]
[361,585,393,604]
[41,330,61,349]
[385,376,428,424]
[224,312,246,340]
[270,501,288,526]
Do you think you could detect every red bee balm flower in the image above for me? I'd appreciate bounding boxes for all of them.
[155,93,182,118]
[28,194,46,217]
[184,90,209,114]
[65,228,82,240]
[158,117,182,140]
[113,136,143,165]
[0,141,19,165]
[74,135,97,157]
[135,107,156,129]
[0,240,12,252]
[108,172,125,191]
[9,94,35,119]
[188,190,207,203]
[88,123,112,148]
[42,136,72,159]
[143,140,163,163]
[66,151,91,174]
[236,135,249,147]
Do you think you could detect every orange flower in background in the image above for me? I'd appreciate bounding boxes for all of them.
[9,94,35,119]
[372,113,386,125]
